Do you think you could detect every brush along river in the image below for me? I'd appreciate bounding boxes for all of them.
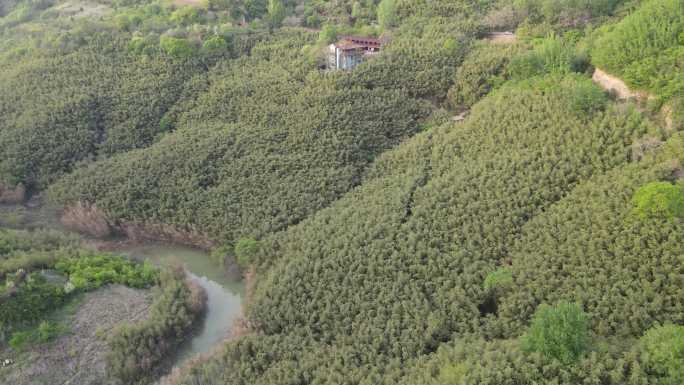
[0,202,245,370]
[120,243,244,363]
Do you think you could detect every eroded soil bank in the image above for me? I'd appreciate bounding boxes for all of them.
[60,202,216,250]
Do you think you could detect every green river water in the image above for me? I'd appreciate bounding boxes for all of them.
[0,202,245,365]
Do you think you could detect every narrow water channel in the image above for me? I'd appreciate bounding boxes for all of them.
[119,244,244,363]
[1,202,245,367]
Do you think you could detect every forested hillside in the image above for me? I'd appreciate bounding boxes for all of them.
[1,0,683,384]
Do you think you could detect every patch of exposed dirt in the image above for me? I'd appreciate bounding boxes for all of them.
[54,1,110,18]
[0,183,26,204]
[592,68,641,100]
[484,31,517,44]
[451,110,469,122]
[117,221,215,251]
[0,285,151,385]
[61,202,112,238]
[61,202,216,250]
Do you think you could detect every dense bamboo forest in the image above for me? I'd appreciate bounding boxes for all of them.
[1,0,683,384]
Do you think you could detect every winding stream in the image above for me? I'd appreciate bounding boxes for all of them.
[1,202,244,367]
[120,244,244,363]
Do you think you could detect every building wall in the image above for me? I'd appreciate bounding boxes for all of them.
[328,44,372,70]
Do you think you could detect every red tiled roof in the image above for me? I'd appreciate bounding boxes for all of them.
[335,40,366,51]
[343,35,382,47]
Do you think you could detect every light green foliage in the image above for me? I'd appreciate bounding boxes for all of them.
[267,0,286,30]
[9,321,62,350]
[569,77,607,114]
[508,34,579,80]
[202,35,228,54]
[55,255,158,290]
[377,0,397,29]
[351,1,363,19]
[592,0,684,101]
[522,302,591,364]
[0,273,66,331]
[504,74,608,116]
[159,35,194,58]
[170,6,204,26]
[483,268,513,291]
[0,228,79,278]
[632,181,684,219]
[513,0,622,27]
[640,324,684,385]
[448,41,525,108]
[318,24,337,44]
[436,362,467,384]
[235,238,259,268]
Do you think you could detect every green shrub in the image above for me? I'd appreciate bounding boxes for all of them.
[9,320,63,350]
[209,244,233,266]
[569,78,608,114]
[107,267,205,384]
[202,35,228,55]
[0,228,79,279]
[170,6,204,26]
[640,324,684,385]
[8,329,31,349]
[0,273,66,328]
[1,276,61,345]
[522,302,591,363]
[632,181,684,219]
[447,42,525,108]
[235,238,259,268]
[592,0,684,101]
[55,255,158,291]
[436,362,467,384]
[318,24,337,44]
[514,0,622,25]
[483,268,513,291]
[267,0,285,30]
[378,0,398,30]
[159,35,194,58]
[509,34,575,80]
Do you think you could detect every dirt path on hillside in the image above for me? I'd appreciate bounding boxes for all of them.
[484,31,517,43]
[0,285,151,385]
[592,68,639,100]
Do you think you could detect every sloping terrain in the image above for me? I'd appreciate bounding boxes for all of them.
[1,0,683,384]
